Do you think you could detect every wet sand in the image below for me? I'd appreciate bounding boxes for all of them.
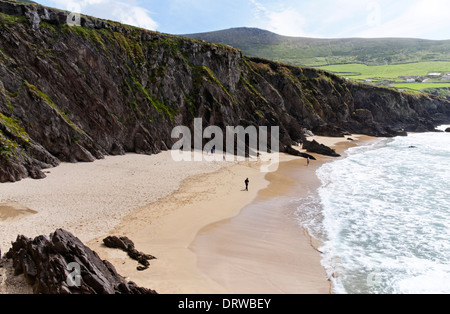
[188,136,375,294]
[0,202,37,222]
[191,157,330,294]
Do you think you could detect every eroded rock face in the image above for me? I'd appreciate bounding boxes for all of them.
[0,0,449,182]
[4,229,157,294]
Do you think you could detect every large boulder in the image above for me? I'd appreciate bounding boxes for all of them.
[4,229,157,294]
[103,236,156,271]
[283,145,317,160]
[303,139,341,157]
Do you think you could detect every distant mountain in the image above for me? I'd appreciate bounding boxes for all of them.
[183,27,450,67]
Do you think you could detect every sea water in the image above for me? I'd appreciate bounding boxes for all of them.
[296,126,450,294]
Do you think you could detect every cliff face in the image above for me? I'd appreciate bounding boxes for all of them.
[0,1,449,182]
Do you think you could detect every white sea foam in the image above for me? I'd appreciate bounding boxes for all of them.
[297,128,450,294]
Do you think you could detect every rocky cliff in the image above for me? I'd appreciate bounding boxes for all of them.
[1,0,449,182]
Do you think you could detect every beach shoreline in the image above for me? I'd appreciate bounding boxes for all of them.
[1,135,376,294]
[87,135,376,294]
[190,157,331,294]
[188,135,378,294]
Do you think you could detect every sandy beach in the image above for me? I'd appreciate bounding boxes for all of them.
[0,135,374,294]
[0,151,237,250]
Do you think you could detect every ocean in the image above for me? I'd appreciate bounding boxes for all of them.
[296,125,450,294]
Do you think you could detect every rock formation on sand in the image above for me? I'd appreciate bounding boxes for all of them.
[3,229,157,294]
[303,139,341,157]
[0,0,449,182]
[103,236,156,271]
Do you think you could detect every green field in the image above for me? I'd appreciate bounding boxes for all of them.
[319,62,450,81]
[318,62,450,94]
[392,82,450,90]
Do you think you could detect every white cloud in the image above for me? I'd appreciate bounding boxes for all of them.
[267,9,307,37]
[249,0,308,37]
[248,0,450,39]
[355,0,450,39]
[111,4,158,30]
[47,0,158,31]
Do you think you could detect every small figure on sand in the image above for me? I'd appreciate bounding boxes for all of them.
[306,157,310,167]
[245,178,249,191]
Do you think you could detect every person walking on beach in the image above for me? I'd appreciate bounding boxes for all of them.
[245,178,249,191]
[307,157,310,167]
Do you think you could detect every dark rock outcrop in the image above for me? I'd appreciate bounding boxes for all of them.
[283,145,316,160]
[303,140,341,157]
[4,229,157,294]
[445,128,450,133]
[0,0,449,182]
[103,236,156,271]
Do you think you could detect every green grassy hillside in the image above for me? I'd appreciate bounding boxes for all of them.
[184,27,450,67]
[184,27,450,97]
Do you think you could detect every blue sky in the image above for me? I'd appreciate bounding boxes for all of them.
[35,0,450,39]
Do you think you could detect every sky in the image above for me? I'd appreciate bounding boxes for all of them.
[35,0,450,40]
